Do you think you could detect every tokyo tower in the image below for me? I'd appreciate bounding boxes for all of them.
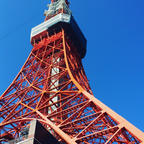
[0,0,144,143]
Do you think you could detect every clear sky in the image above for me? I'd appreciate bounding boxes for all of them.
[0,0,144,132]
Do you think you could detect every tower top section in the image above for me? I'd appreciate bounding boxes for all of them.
[44,0,71,21]
[31,0,87,58]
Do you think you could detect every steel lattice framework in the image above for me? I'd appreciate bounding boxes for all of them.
[0,0,144,144]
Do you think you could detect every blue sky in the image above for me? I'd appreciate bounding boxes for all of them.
[0,0,144,132]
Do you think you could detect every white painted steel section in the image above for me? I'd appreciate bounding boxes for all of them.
[48,58,60,114]
[44,0,71,17]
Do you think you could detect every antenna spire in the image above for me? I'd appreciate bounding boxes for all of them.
[44,0,71,21]
[51,0,69,4]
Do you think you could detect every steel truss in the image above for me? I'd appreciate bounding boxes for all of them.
[0,29,144,144]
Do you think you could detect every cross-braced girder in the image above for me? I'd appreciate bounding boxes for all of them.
[0,29,144,144]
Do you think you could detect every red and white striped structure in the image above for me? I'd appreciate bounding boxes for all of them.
[0,0,144,143]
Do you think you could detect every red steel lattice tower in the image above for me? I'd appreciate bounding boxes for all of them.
[0,0,144,143]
